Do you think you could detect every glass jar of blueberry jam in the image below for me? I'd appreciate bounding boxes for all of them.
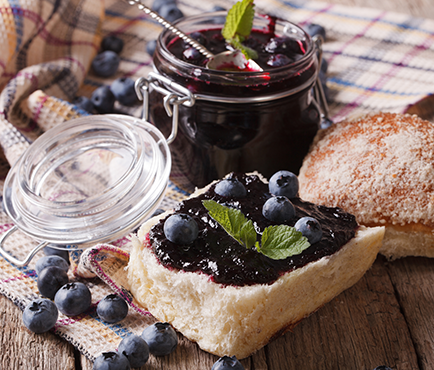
[143,12,320,192]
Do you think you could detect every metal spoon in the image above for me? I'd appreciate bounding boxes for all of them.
[127,0,263,71]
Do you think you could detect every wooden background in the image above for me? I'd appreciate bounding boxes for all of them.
[1,0,434,369]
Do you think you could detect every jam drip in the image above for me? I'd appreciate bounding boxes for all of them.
[149,174,358,286]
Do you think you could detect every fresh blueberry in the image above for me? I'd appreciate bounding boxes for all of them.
[294,216,322,244]
[268,170,299,198]
[303,23,326,41]
[35,255,69,275]
[73,96,94,113]
[110,77,139,106]
[212,355,244,370]
[22,298,58,334]
[37,266,69,299]
[372,367,393,370]
[215,178,247,198]
[159,3,184,23]
[93,351,131,370]
[91,86,116,114]
[101,35,124,54]
[118,334,149,368]
[44,246,70,264]
[141,322,178,356]
[182,46,202,61]
[54,282,92,316]
[262,196,295,223]
[146,39,157,56]
[92,50,120,77]
[152,0,176,13]
[163,214,199,245]
[266,54,292,68]
[97,294,129,324]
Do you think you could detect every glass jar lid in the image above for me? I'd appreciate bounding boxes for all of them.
[3,114,171,248]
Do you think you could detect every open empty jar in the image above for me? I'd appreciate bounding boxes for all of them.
[0,114,171,266]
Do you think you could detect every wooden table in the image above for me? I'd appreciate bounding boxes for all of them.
[2,1,434,369]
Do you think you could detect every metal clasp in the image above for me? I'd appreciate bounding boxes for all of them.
[135,72,196,145]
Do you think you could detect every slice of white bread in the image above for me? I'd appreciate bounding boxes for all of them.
[298,112,434,260]
[127,175,385,359]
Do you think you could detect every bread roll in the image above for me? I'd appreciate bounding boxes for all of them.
[127,173,384,359]
[299,112,434,259]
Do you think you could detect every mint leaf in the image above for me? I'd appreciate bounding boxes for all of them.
[222,0,257,59]
[258,225,311,260]
[202,200,257,248]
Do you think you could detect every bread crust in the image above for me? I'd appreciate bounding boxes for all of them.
[128,209,384,359]
[299,112,434,259]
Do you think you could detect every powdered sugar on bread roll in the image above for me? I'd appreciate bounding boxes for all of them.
[127,173,385,359]
[299,112,434,259]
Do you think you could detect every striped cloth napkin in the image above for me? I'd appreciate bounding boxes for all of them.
[0,0,433,363]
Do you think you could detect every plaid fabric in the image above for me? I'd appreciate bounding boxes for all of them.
[0,0,433,363]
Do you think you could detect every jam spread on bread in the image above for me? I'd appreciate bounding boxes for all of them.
[147,173,358,286]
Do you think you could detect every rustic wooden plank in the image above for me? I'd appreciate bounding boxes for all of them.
[386,257,434,370]
[0,294,76,370]
[264,258,419,370]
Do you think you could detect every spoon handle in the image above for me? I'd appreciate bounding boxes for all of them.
[127,0,214,59]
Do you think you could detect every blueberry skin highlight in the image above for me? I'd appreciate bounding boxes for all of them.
[93,351,131,370]
[163,213,199,245]
[91,86,116,114]
[141,322,178,356]
[101,35,124,54]
[22,298,58,334]
[54,282,92,316]
[262,196,295,223]
[92,50,120,77]
[118,334,149,368]
[43,245,70,264]
[35,255,69,275]
[159,3,184,23]
[294,216,323,244]
[110,77,139,106]
[73,96,94,114]
[268,170,299,199]
[215,178,247,198]
[37,266,69,300]
[97,294,129,324]
[212,355,245,370]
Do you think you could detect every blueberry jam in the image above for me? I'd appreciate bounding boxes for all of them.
[148,173,358,286]
[150,13,320,192]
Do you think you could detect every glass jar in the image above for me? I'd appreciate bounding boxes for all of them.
[144,12,320,192]
[0,115,171,266]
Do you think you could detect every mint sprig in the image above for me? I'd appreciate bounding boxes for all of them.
[202,200,310,260]
[222,0,258,60]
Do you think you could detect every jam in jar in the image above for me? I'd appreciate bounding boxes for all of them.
[145,12,320,192]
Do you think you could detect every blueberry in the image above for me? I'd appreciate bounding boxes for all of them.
[93,351,131,370]
[35,255,69,275]
[152,0,176,13]
[265,36,301,55]
[268,170,299,198]
[91,86,116,114]
[73,96,94,113]
[92,50,120,77]
[266,54,292,68]
[54,282,92,316]
[163,213,199,245]
[303,23,326,41]
[211,5,226,11]
[141,322,178,356]
[22,298,58,334]
[159,3,184,23]
[212,355,244,370]
[97,294,129,324]
[183,46,202,61]
[43,246,70,264]
[294,216,322,244]
[146,39,157,56]
[101,35,124,54]
[118,334,149,368]
[215,178,247,198]
[262,196,295,223]
[110,77,139,106]
[37,266,69,299]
